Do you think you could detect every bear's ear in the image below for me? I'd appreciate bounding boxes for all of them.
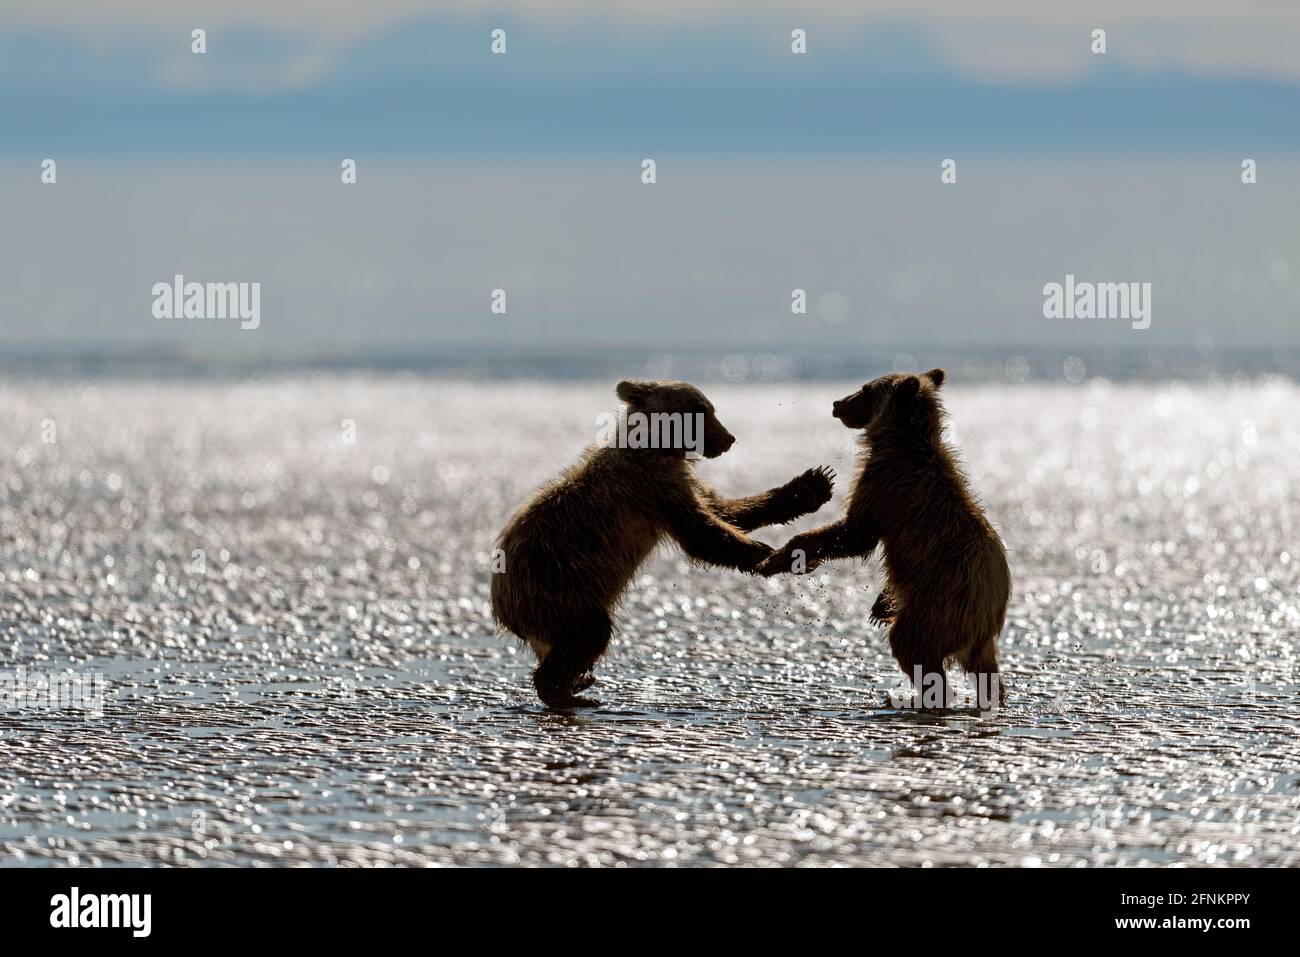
[616,380,653,404]
[923,368,946,390]
[896,376,922,401]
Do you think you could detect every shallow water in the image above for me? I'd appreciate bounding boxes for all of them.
[0,375,1297,866]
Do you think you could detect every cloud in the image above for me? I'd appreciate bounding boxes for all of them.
[154,41,344,93]
[5,0,1300,85]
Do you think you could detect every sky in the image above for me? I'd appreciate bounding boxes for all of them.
[1,1,1297,363]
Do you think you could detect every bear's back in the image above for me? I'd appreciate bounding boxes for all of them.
[864,439,1007,604]
[497,445,667,606]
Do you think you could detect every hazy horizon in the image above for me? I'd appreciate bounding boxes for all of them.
[3,3,1298,362]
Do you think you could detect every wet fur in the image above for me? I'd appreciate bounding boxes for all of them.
[759,370,1010,707]
[491,379,834,709]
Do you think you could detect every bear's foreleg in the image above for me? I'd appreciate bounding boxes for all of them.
[756,518,876,576]
[663,500,774,572]
[703,466,834,530]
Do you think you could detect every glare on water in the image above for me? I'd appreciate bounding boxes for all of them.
[0,376,1296,866]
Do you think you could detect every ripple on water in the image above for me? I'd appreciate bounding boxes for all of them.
[0,377,1298,866]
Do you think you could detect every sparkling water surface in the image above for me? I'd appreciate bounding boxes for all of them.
[1,376,1297,866]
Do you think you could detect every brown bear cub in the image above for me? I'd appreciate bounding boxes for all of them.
[492,380,835,709]
[758,370,1010,709]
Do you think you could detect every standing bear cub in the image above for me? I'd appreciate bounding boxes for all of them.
[758,370,1010,708]
[492,379,835,709]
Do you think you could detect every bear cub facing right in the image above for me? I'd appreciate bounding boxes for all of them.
[492,379,835,709]
[759,369,1010,708]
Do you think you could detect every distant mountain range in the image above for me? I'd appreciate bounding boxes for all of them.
[1,343,1294,382]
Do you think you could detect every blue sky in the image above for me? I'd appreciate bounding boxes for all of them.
[5,11,1299,157]
[2,2,1298,359]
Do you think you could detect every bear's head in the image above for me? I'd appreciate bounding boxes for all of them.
[615,380,736,458]
[831,369,946,436]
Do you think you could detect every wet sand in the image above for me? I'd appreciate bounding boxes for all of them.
[1,376,1297,865]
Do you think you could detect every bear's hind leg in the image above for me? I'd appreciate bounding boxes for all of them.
[531,608,613,710]
[888,614,950,709]
[959,639,1005,709]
